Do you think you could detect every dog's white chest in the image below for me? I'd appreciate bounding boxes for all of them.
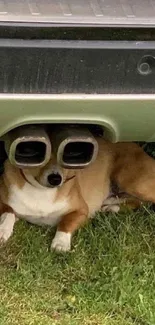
[8,183,69,226]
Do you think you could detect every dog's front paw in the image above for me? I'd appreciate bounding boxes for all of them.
[102,205,120,213]
[0,213,15,243]
[51,231,71,252]
[0,226,12,242]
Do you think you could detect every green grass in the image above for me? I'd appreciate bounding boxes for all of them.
[1,207,155,325]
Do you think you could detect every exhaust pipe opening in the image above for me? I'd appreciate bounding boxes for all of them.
[63,142,94,165]
[15,141,47,165]
[51,125,98,169]
[4,124,99,169]
[5,125,51,168]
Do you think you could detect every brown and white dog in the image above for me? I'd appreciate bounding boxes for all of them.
[0,138,154,252]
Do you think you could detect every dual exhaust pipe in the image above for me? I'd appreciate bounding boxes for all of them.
[4,125,98,169]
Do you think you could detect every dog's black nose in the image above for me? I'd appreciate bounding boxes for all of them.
[47,173,62,187]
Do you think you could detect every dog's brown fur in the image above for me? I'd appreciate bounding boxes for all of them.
[0,138,154,250]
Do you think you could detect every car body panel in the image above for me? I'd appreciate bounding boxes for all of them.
[0,94,155,142]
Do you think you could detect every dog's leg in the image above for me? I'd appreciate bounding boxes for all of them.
[0,206,16,243]
[117,178,155,204]
[51,209,88,252]
[113,151,155,203]
[102,196,142,213]
[102,204,120,213]
[102,197,121,213]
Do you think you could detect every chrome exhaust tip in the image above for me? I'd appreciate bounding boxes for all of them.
[51,125,98,169]
[5,125,51,168]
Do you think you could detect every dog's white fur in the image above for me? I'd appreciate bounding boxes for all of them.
[51,231,71,252]
[0,212,16,242]
[0,171,71,249]
[0,181,70,249]
[8,183,69,226]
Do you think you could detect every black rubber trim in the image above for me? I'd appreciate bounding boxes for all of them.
[0,26,154,41]
[0,39,154,94]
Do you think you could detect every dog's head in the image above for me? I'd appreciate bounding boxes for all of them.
[21,154,75,189]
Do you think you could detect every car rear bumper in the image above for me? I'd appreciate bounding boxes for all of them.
[0,1,154,143]
[0,93,155,142]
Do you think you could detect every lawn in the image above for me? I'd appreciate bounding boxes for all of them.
[0,207,155,325]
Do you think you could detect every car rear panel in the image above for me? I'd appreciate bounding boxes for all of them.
[0,0,154,142]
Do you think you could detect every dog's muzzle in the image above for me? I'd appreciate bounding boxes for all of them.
[47,172,63,188]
